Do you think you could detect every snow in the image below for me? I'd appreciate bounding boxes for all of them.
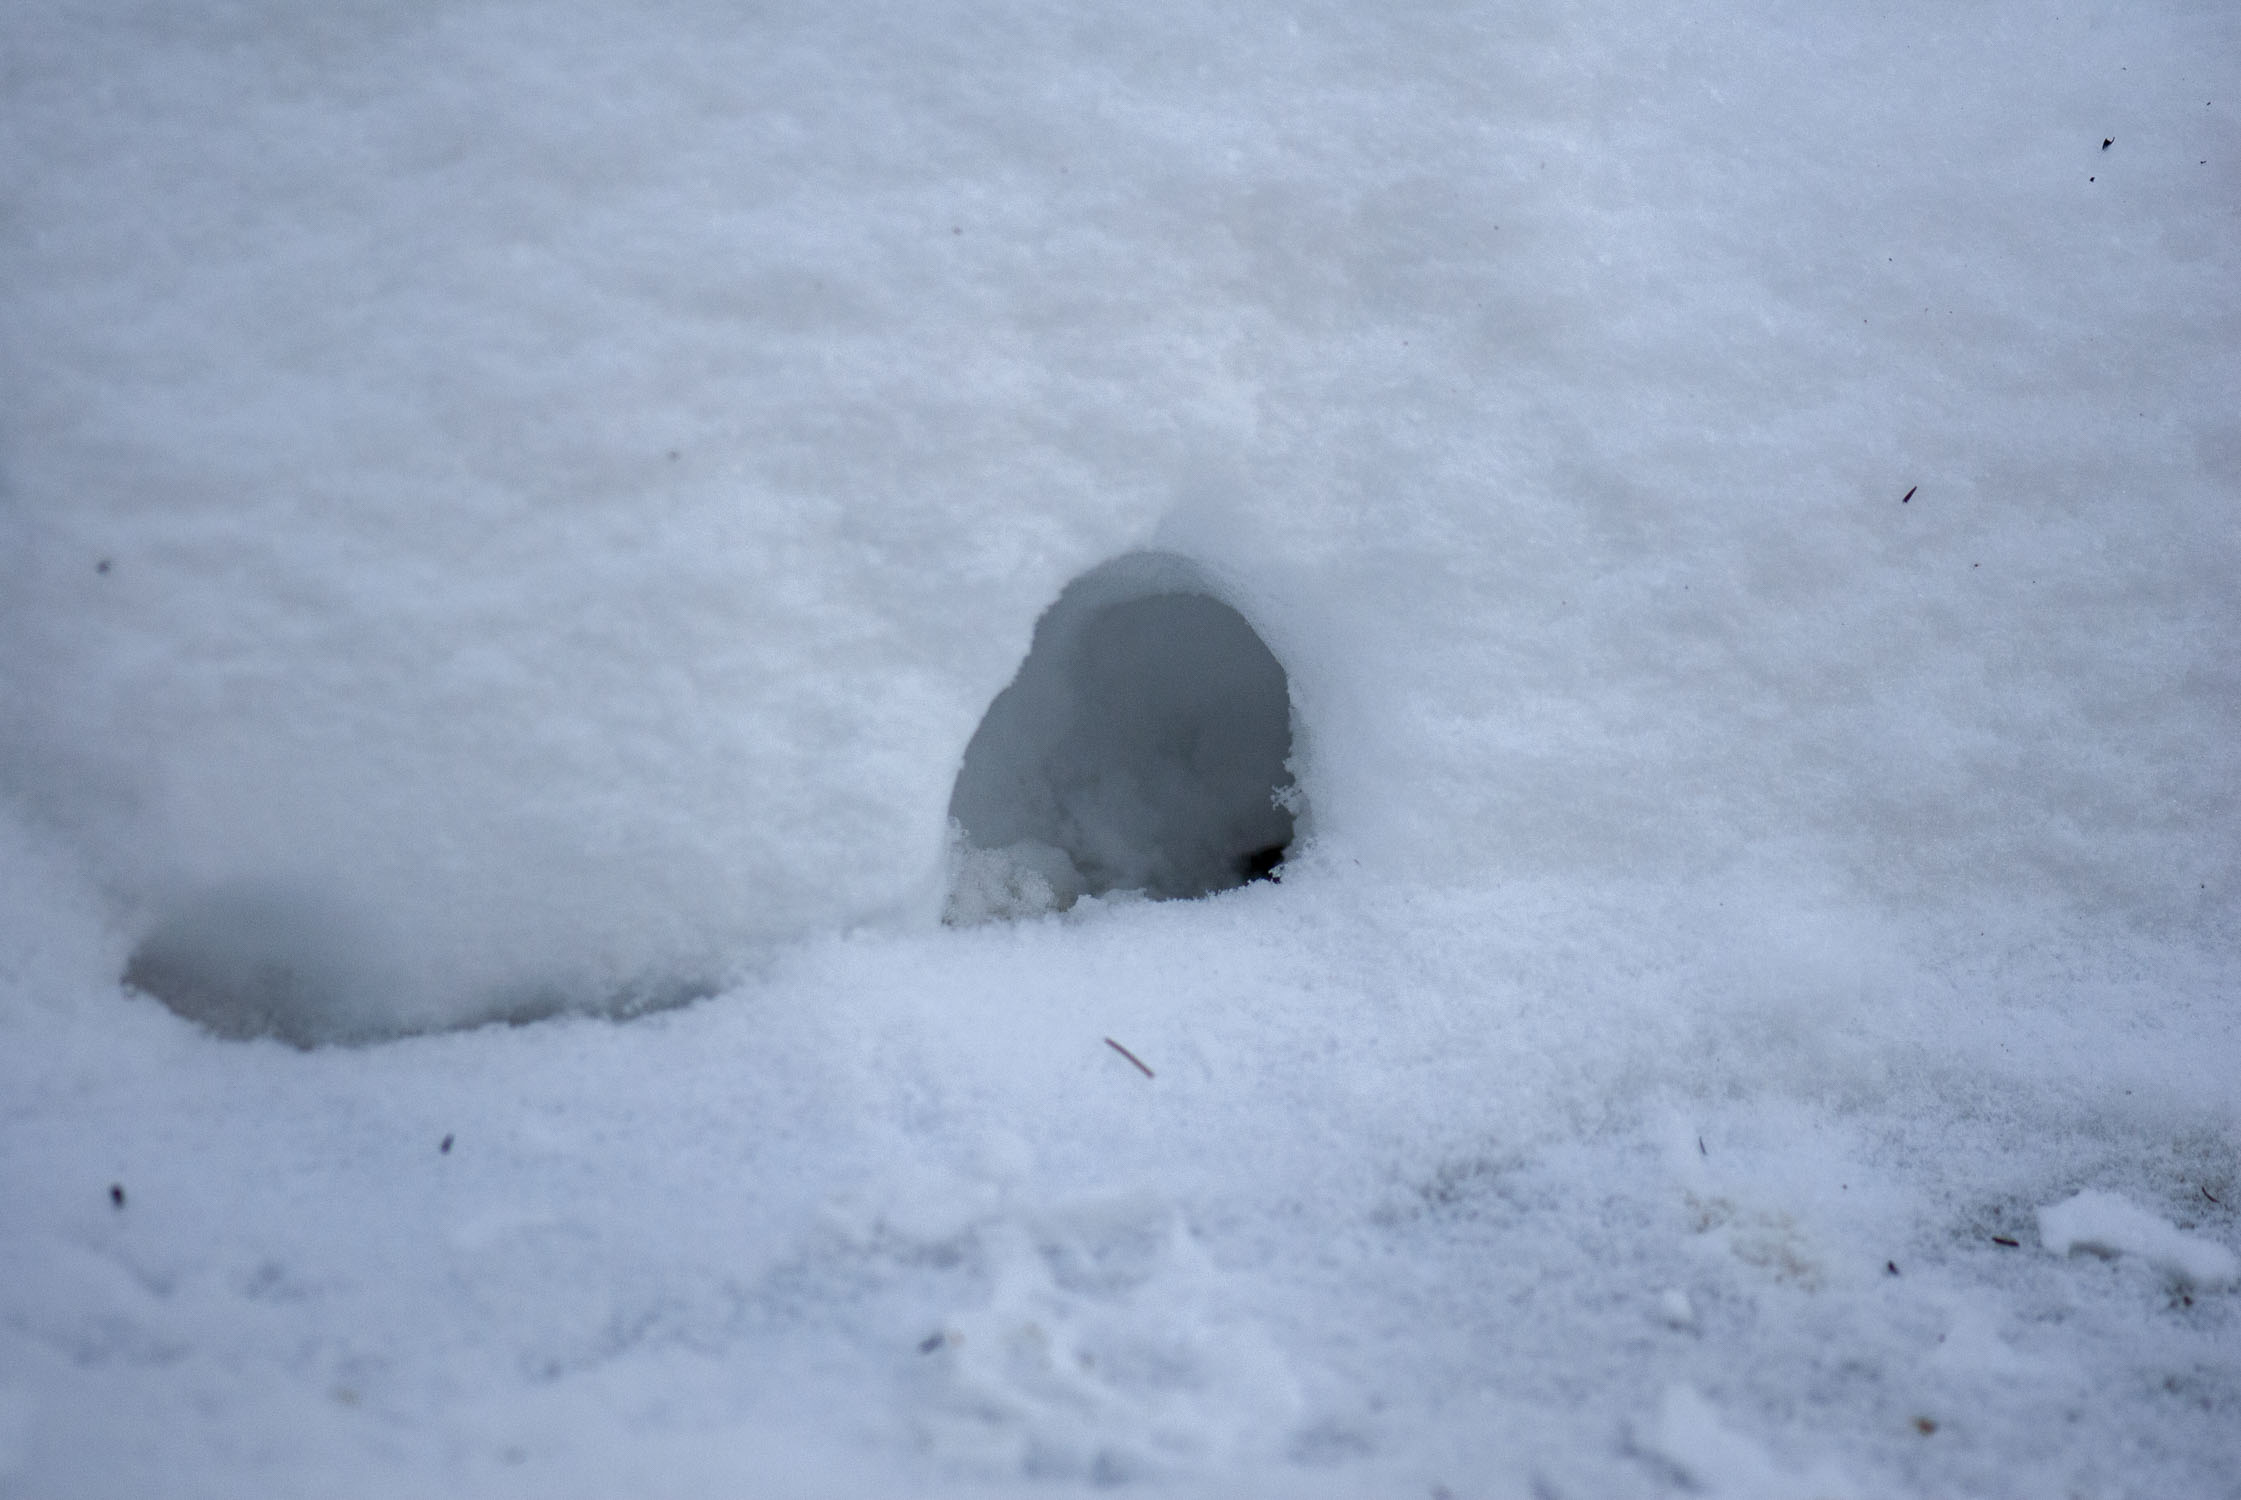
[1638,1384,1857,1500]
[2,0,2239,1493]
[2038,1190,2239,1290]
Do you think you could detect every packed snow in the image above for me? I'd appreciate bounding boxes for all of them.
[2,0,2237,1495]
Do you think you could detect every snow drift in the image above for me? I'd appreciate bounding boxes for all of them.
[1,0,2233,1034]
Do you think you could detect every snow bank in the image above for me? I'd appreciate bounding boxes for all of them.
[2037,1190,2238,1288]
[3,0,2236,1033]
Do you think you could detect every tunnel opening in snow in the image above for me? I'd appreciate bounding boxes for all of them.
[121,884,717,1048]
[945,552,1302,923]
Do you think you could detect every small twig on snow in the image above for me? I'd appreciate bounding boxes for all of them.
[1104,1037,1155,1079]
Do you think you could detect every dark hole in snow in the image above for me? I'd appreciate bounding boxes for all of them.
[123,884,714,1047]
[122,886,392,1048]
[945,551,1302,922]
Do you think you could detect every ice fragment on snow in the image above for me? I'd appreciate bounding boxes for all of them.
[1657,1289,1697,1328]
[2036,1190,2237,1287]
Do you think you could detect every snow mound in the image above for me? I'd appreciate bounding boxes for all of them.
[2036,1190,2238,1288]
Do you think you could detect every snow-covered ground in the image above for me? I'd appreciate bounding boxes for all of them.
[2,0,2237,1494]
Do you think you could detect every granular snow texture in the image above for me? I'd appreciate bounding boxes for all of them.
[1,0,2237,1494]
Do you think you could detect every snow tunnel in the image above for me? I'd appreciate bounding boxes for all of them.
[945,552,1302,923]
[121,884,392,1048]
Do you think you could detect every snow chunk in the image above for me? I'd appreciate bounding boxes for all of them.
[944,834,1089,925]
[2036,1190,2237,1288]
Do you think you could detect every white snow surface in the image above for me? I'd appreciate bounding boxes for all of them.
[2038,1190,2238,1289]
[1638,1384,1857,1500]
[2,0,2239,1494]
